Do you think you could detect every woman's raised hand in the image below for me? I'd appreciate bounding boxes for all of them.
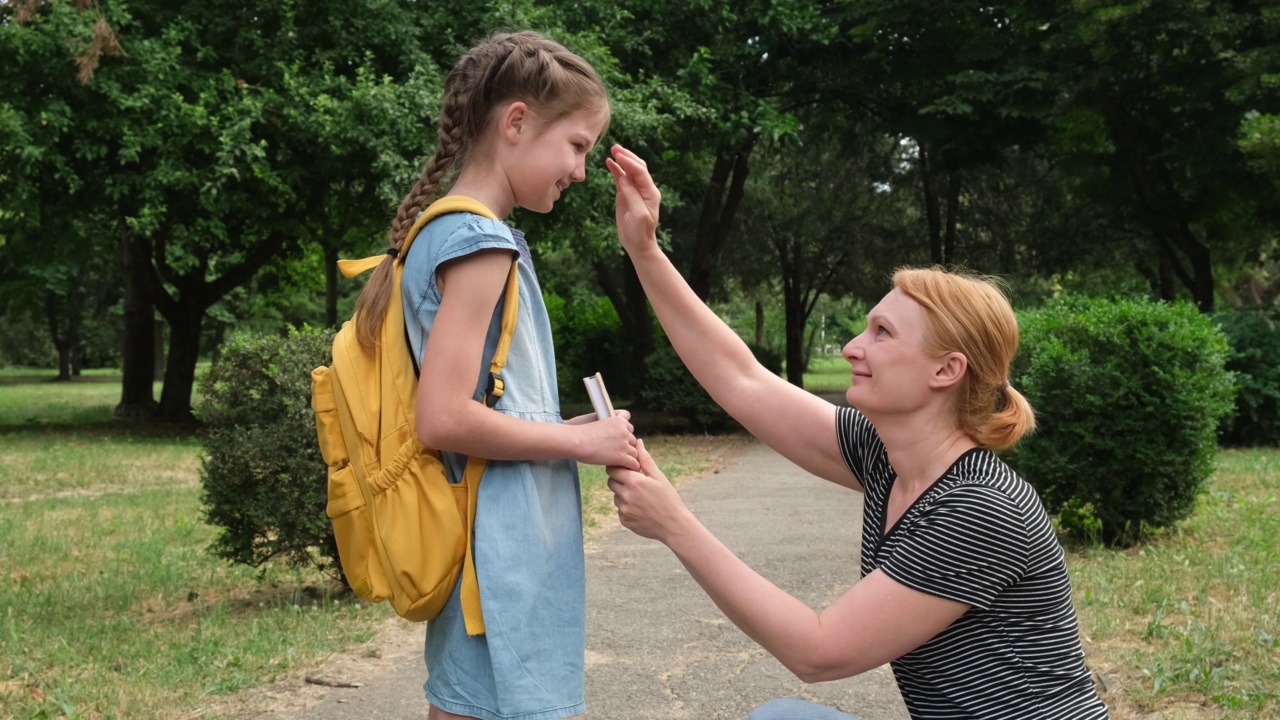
[605,144,662,256]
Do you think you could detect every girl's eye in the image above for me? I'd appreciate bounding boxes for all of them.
[876,325,889,336]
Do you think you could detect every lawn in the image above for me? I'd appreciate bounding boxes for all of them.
[1,369,1276,718]
[0,371,740,719]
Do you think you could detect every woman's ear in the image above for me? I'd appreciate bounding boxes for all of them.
[930,352,968,390]
[498,101,529,144]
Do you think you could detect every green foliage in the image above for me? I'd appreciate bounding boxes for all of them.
[640,343,733,433]
[546,291,635,404]
[197,327,338,576]
[1008,296,1235,545]
[0,308,57,368]
[1214,305,1280,446]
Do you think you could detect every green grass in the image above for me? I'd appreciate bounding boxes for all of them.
[0,373,738,719]
[802,354,850,393]
[1069,449,1280,719]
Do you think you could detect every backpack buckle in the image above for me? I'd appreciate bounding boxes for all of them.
[486,373,505,403]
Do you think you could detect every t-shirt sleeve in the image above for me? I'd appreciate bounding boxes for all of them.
[433,214,518,268]
[835,406,883,489]
[878,485,1029,609]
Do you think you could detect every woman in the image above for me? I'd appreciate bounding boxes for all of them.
[601,145,1109,719]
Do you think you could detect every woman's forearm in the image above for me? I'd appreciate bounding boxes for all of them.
[661,513,840,683]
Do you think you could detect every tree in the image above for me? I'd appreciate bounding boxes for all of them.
[734,125,916,385]
[1037,0,1280,311]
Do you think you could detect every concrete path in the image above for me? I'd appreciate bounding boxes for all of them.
[291,440,909,720]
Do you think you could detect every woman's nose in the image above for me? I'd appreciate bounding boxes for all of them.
[842,337,862,362]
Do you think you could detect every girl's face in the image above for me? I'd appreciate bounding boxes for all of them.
[841,289,944,416]
[505,106,608,213]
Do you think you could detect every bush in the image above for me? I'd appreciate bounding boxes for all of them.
[747,342,784,376]
[640,343,734,433]
[1214,305,1280,446]
[1008,296,1235,546]
[197,326,339,576]
[546,292,635,403]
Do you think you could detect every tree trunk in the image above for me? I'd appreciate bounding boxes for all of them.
[156,311,203,423]
[45,294,71,382]
[754,300,765,347]
[944,173,961,267]
[783,284,806,388]
[1095,91,1215,311]
[153,319,166,382]
[117,233,158,416]
[689,134,757,299]
[69,311,83,376]
[920,144,944,265]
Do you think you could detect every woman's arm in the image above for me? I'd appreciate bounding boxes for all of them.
[608,442,969,681]
[607,145,854,488]
[416,248,639,470]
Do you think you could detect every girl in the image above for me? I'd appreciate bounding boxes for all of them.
[352,32,639,720]
[603,146,1109,719]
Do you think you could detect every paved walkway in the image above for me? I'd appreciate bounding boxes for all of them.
[291,440,909,720]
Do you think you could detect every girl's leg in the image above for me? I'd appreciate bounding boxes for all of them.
[748,697,862,720]
[428,705,478,720]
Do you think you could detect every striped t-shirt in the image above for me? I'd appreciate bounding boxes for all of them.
[836,407,1109,719]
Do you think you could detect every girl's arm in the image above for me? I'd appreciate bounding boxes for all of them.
[609,442,969,681]
[416,248,639,470]
[607,145,854,488]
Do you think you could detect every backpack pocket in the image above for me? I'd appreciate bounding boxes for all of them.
[311,366,348,468]
[312,365,388,603]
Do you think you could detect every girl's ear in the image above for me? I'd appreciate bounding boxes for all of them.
[498,101,530,144]
[930,351,967,390]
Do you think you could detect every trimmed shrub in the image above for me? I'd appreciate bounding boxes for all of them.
[197,326,339,576]
[1214,305,1280,446]
[1008,296,1234,546]
[546,292,634,403]
[640,343,734,433]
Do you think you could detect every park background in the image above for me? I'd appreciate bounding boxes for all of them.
[1,0,1278,717]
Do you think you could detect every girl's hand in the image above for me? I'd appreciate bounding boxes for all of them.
[605,144,662,256]
[607,439,691,543]
[573,410,639,470]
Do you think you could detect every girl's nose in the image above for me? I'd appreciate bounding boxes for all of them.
[571,162,586,183]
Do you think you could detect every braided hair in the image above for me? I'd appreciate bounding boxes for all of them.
[353,31,610,348]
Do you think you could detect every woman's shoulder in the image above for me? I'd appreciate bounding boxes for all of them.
[936,450,1049,520]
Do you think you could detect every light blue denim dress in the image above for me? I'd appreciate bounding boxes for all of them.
[402,212,586,720]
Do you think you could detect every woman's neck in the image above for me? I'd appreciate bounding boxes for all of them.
[867,410,978,492]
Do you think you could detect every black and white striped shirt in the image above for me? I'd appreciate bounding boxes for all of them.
[836,407,1109,719]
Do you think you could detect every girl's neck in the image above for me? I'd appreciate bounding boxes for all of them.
[449,163,516,220]
[867,410,978,492]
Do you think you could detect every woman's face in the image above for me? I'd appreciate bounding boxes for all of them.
[841,288,940,415]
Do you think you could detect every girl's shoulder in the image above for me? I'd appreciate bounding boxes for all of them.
[420,212,516,259]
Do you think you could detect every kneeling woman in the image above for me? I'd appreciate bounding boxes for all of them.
[603,145,1109,720]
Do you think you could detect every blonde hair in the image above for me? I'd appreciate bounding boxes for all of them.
[353,30,610,348]
[892,266,1036,450]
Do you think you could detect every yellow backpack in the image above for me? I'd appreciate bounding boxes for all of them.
[310,196,517,635]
